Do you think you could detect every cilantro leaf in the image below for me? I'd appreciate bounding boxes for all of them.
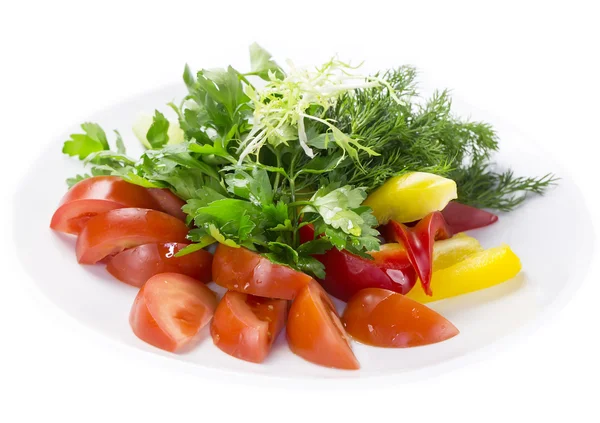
[146,110,170,148]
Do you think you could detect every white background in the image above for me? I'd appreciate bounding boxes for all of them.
[1,1,599,422]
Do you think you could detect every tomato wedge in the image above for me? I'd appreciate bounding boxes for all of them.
[287,282,359,370]
[76,208,189,264]
[50,176,160,235]
[342,288,459,348]
[212,244,313,300]
[106,242,212,287]
[147,188,187,221]
[130,273,217,352]
[211,291,287,363]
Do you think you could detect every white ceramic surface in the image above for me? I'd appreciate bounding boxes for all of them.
[13,83,594,381]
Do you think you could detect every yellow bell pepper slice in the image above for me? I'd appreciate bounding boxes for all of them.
[406,244,522,303]
[363,172,457,224]
[432,233,484,271]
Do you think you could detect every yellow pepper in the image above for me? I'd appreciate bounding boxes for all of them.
[432,233,483,271]
[363,172,457,224]
[406,244,522,303]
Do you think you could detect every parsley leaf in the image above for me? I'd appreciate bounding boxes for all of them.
[248,43,285,80]
[62,123,109,159]
[114,130,126,154]
[66,174,91,188]
[146,110,170,148]
[225,167,273,206]
[303,184,367,236]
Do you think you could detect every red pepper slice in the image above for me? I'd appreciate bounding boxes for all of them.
[299,225,417,301]
[383,212,452,296]
[441,202,498,233]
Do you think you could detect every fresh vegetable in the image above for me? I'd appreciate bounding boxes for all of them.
[76,208,189,264]
[132,112,185,149]
[342,288,459,347]
[211,291,287,363]
[51,44,552,368]
[50,176,160,234]
[316,243,418,301]
[59,44,553,279]
[287,282,359,370]
[363,172,457,224]
[146,188,187,221]
[405,244,522,303]
[431,233,483,271]
[324,69,556,210]
[441,201,499,233]
[106,242,212,287]
[300,223,417,301]
[383,212,452,296]
[212,244,313,300]
[130,273,217,352]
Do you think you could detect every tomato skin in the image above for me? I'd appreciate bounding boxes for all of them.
[342,288,459,348]
[106,243,212,287]
[211,291,287,363]
[287,282,359,370]
[76,208,189,264]
[147,188,187,221]
[212,244,313,300]
[129,273,217,352]
[50,176,160,235]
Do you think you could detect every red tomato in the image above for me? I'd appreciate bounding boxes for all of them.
[106,243,212,287]
[130,273,217,352]
[147,188,187,221]
[76,208,189,264]
[211,291,287,363]
[299,224,417,301]
[287,282,359,370]
[50,176,160,235]
[342,288,459,348]
[212,244,313,300]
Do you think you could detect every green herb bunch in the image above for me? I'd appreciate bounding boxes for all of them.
[61,44,554,277]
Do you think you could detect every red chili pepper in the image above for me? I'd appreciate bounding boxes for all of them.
[383,212,452,296]
[441,202,498,233]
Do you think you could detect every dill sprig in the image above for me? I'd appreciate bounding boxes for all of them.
[451,158,558,211]
[326,66,555,211]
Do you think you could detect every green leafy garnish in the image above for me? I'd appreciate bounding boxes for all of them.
[146,110,170,148]
[61,44,555,277]
[62,123,109,159]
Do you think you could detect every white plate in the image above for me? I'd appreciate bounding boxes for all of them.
[13,83,594,382]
